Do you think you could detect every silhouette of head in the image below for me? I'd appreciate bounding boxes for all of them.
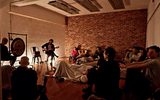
[104,47,116,60]
[2,37,8,45]
[49,39,53,44]
[19,56,29,67]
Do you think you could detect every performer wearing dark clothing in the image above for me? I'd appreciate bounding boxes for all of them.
[83,47,120,100]
[0,37,16,66]
[42,39,58,62]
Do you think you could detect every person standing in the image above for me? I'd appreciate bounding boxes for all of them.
[42,39,59,61]
[0,37,17,66]
[42,39,59,71]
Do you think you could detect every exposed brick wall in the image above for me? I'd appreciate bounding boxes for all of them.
[65,9,147,60]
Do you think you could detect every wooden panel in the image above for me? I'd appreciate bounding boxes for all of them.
[48,0,80,14]
[74,0,100,12]
[124,0,131,5]
[108,0,125,9]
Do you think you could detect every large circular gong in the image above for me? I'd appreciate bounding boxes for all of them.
[11,38,25,56]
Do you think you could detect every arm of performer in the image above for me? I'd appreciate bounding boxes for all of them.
[42,43,47,52]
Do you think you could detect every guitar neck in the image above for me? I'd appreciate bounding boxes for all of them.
[55,46,59,49]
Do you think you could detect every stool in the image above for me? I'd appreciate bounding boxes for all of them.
[31,47,42,64]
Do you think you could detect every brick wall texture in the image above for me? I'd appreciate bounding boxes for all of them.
[65,9,147,60]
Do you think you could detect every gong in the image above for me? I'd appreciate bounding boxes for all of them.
[11,38,25,57]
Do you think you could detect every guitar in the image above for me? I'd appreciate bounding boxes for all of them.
[42,46,59,52]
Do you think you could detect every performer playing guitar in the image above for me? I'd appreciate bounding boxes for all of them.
[42,39,59,71]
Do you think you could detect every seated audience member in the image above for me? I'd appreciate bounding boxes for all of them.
[11,56,47,100]
[77,44,82,53]
[82,47,120,100]
[76,49,95,64]
[123,45,160,100]
[0,37,17,66]
[70,44,87,63]
[83,49,94,62]
[123,47,147,100]
[124,46,141,63]
[2,65,15,100]
[76,44,87,59]
[70,47,79,63]
[93,46,104,60]
[138,47,147,61]
[123,48,133,63]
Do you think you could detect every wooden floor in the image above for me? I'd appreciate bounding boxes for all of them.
[2,62,146,100]
[45,77,86,100]
[34,61,126,100]
[34,61,87,100]
[1,60,126,100]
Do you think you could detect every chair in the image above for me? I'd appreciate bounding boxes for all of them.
[31,47,42,64]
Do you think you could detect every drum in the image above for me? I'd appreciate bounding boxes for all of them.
[11,38,25,57]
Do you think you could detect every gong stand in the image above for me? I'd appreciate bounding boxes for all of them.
[8,32,27,56]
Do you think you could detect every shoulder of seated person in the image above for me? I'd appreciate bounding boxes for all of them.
[28,68,36,72]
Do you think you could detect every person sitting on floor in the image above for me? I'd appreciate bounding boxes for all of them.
[93,46,104,60]
[121,45,160,100]
[82,47,120,100]
[124,46,141,64]
[11,56,48,100]
[11,56,38,100]
[70,47,79,63]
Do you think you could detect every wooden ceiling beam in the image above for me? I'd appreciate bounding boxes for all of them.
[108,0,125,9]
[48,0,80,14]
[74,0,100,12]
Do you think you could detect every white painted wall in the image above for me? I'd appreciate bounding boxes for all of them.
[0,3,66,99]
[0,4,67,63]
[147,0,160,47]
